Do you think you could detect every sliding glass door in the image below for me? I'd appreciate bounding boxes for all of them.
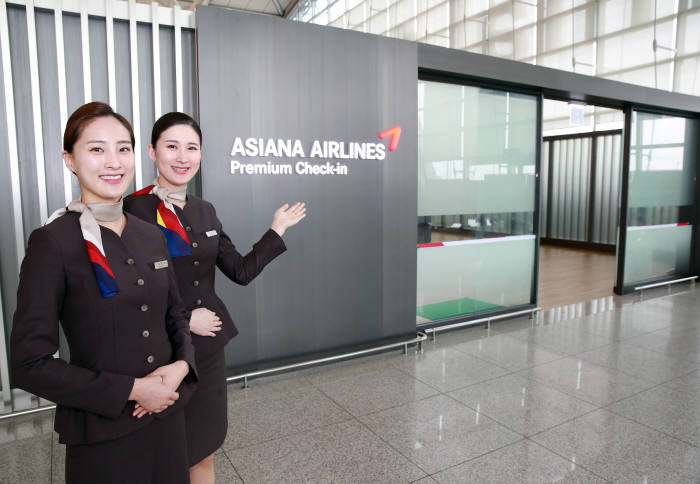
[416,79,539,325]
[617,110,699,292]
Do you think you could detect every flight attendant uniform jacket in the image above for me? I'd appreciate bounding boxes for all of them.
[10,212,198,445]
[123,194,286,360]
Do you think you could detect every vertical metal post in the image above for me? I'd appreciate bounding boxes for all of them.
[532,93,543,306]
[0,281,10,403]
[54,1,72,204]
[615,105,633,294]
[587,136,598,243]
[80,0,91,102]
[128,0,143,188]
[25,0,48,223]
[105,0,117,108]
[152,2,161,120]
[174,3,183,112]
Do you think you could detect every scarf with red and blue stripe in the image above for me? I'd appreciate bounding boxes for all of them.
[46,200,121,298]
[129,184,191,258]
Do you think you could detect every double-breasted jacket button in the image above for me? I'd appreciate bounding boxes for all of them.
[142,330,150,338]
[146,355,155,364]
[185,226,192,232]
[137,278,145,286]
[192,242,198,248]
[193,280,199,287]
[193,260,200,267]
[127,258,135,265]
[140,304,149,312]
[195,299,202,305]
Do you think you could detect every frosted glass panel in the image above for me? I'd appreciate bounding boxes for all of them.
[629,112,696,208]
[417,237,535,322]
[623,111,697,288]
[624,225,692,285]
[417,80,538,322]
[418,81,537,216]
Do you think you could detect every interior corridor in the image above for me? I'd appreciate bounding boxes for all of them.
[538,245,617,309]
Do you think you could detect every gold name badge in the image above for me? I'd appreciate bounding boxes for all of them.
[206,230,218,237]
[153,260,169,270]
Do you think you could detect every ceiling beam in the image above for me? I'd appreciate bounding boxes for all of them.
[283,0,299,18]
[271,0,284,16]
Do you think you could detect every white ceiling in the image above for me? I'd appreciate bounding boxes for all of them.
[137,0,298,17]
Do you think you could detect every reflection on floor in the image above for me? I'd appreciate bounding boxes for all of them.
[3,284,700,483]
[538,245,616,310]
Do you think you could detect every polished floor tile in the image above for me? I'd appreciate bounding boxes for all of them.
[51,432,65,484]
[0,433,52,484]
[607,384,700,447]
[302,351,407,385]
[4,288,700,483]
[359,394,522,475]
[561,306,674,341]
[508,324,613,356]
[517,356,657,406]
[431,440,609,483]
[393,347,511,392]
[448,374,597,436]
[226,372,313,405]
[224,385,352,450]
[577,342,699,384]
[663,369,700,398]
[532,409,700,483]
[314,367,439,417]
[214,451,243,483]
[625,327,700,363]
[226,419,426,483]
[447,333,567,371]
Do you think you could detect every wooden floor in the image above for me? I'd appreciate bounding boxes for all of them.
[538,245,616,310]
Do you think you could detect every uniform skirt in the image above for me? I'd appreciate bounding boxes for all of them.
[185,348,228,466]
[65,408,189,484]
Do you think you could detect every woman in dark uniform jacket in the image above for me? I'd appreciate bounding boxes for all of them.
[124,112,305,484]
[10,102,197,484]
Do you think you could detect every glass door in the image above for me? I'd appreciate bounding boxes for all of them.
[616,110,699,293]
[416,79,539,325]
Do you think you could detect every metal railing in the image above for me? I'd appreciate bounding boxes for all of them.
[423,307,541,341]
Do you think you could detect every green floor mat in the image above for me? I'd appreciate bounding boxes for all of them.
[416,297,502,321]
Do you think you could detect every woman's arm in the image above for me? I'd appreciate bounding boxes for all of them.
[214,205,289,285]
[10,228,135,419]
[162,243,198,380]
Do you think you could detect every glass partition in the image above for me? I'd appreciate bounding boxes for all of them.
[622,111,698,288]
[417,80,538,324]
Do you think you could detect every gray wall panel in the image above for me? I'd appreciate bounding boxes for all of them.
[62,13,84,115]
[181,28,196,117]
[8,5,40,243]
[62,13,83,200]
[0,9,20,367]
[113,19,134,193]
[159,25,175,115]
[137,21,155,184]
[113,19,131,121]
[88,16,108,104]
[197,7,417,370]
[35,10,64,214]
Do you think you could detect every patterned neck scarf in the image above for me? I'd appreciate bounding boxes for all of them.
[46,200,123,298]
[129,181,191,257]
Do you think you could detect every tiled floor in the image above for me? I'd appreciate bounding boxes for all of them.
[3,285,700,483]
